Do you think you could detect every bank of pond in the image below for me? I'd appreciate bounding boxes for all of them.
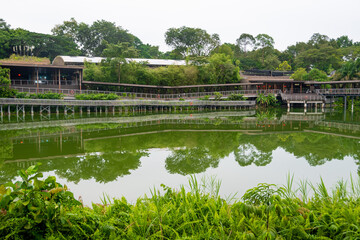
[1,164,360,239]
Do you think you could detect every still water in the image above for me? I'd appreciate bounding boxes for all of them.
[0,109,359,205]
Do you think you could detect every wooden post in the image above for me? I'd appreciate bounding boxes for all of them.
[58,69,61,91]
[80,69,82,93]
[36,68,39,93]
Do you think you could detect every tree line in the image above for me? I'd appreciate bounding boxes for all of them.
[0,18,359,85]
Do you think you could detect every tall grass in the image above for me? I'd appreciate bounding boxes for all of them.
[1,166,360,239]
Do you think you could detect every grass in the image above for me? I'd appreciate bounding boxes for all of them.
[1,54,50,64]
[1,166,360,239]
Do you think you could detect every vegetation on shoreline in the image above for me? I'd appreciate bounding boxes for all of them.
[1,164,360,239]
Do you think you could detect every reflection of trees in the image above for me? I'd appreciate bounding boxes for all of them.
[2,120,360,184]
[165,147,220,175]
[234,143,272,167]
[0,150,147,184]
[235,132,360,168]
[54,151,147,183]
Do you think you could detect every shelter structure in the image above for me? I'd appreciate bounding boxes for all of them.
[241,70,360,93]
[0,59,84,92]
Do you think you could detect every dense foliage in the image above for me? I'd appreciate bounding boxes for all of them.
[1,18,359,84]
[2,166,360,239]
[0,66,17,98]
[256,94,278,107]
[15,92,63,99]
[84,54,240,86]
[75,93,120,100]
[52,18,162,58]
[0,19,80,60]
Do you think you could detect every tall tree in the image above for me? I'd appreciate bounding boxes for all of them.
[336,35,353,48]
[295,45,341,72]
[165,26,220,57]
[255,34,275,49]
[255,34,275,65]
[308,33,330,47]
[52,18,136,56]
[0,19,11,58]
[236,33,255,53]
[101,41,139,58]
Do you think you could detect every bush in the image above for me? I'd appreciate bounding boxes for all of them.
[227,93,246,101]
[199,95,210,100]
[15,92,63,99]
[214,92,223,101]
[15,92,28,98]
[75,93,120,100]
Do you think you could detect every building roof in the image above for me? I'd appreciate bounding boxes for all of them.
[0,61,83,69]
[52,56,187,66]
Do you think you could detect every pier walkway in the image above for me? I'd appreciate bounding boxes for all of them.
[0,98,256,116]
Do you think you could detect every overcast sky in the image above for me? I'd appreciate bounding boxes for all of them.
[1,0,359,53]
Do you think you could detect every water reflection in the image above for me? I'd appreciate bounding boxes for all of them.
[1,110,360,185]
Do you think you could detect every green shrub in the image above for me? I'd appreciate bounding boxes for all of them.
[214,92,223,101]
[15,92,28,98]
[199,95,210,100]
[227,93,246,101]
[15,92,63,99]
[75,93,120,100]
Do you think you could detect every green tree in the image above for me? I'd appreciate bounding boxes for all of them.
[52,18,136,56]
[308,33,330,47]
[291,68,307,80]
[236,33,255,53]
[206,53,240,84]
[336,35,353,48]
[211,44,234,58]
[276,61,292,71]
[101,41,139,58]
[0,67,16,98]
[295,45,341,72]
[306,68,328,81]
[255,34,275,49]
[255,34,275,65]
[263,54,280,70]
[0,19,11,58]
[339,59,360,80]
[165,26,220,57]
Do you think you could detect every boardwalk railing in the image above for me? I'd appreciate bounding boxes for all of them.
[316,88,360,95]
[0,98,256,107]
[0,111,256,131]
[280,93,325,102]
[11,86,281,99]
[11,80,76,86]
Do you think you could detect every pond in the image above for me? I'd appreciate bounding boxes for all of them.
[1,108,360,205]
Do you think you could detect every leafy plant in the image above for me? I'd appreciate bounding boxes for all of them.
[0,163,81,238]
[227,93,246,101]
[75,93,120,100]
[214,92,223,101]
